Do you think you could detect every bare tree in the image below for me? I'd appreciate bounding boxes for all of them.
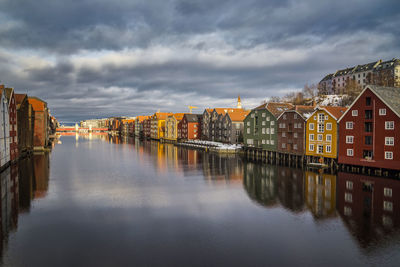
[303,83,318,98]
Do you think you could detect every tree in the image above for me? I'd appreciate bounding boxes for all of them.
[344,78,362,98]
[303,83,318,98]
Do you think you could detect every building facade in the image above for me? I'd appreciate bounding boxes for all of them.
[277,106,314,156]
[179,114,201,140]
[244,102,293,150]
[28,97,49,150]
[338,85,400,171]
[305,106,346,160]
[0,90,10,168]
[1,88,18,161]
[15,94,34,155]
[165,113,185,141]
[220,110,249,144]
[150,112,172,140]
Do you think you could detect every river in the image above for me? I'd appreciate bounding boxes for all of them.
[1,134,400,266]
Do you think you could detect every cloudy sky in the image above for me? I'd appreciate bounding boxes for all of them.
[0,0,399,122]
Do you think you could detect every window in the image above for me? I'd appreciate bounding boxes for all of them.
[384,188,392,197]
[262,139,265,144]
[352,110,358,116]
[247,121,250,126]
[294,133,298,138]
[346,181,353,190]
[385,121,394,130]
[282,143,286,148]
[344,206,352,216]
[347,149,354,156]
[366,97,371,106]
[314,116,316,120]
[262,121,266,126]
[385,137,394,146]
[345,193,353,203]
[262,113,266,117]
[346,136,354,144]
[262,128,265,134]
[318,113,325,123]
[384,201,393,212]
[317,134,323,141]
[267,116,270,121]
[266,140,270,145]
[266,128,270,134]
[385,151,393,160]
[282,132,286,137]
[317,145,323,154]
[309,134,314,141]
[346,122,353,129]
[293,144,298,150]
[271,121,275,126]
[283,114,287,120]
[365,110,373,119]
[365,122,373,132]
[271,128,275,134]
[251,113,255,118]
[294,114,298,119]
[247,128,250,134]
[309,144,314,151]
[365,136,372,145]
[309,123,314,130]
[318,123,324,133]
[326,135,332,142]
[270,140,274,145]
[247,139,253,145]
[326,123,332,130]
[326,145,331,153]
[379,109,386,116]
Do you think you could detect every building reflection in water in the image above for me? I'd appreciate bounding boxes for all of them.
[305,171,337,219]
[337,172,400,249]
[0,153,50,258]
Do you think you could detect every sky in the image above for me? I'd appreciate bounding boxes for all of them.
[0,0,399,122]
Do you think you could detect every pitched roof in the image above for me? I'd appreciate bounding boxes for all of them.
[153,112,173,120]
[184,114,201,122]
[255,102,294,117]
[172,113,186,121]
[136,115,151,122]
[320,106,347,120]
[226,110,250,122]
[213,108,243,115]
[15,93,27,104]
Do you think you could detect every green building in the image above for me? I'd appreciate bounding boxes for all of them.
[243,102,293,151]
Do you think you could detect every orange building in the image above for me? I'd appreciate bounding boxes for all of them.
[28,97,49,150]
[178,114,201,140]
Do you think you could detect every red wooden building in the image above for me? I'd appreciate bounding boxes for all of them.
[277,105,314,156]
[178,114,201,140]
[338,85,400,171]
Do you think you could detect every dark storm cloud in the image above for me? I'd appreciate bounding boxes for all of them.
[0,0,399,122]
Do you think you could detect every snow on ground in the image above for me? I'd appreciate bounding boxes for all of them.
[182,140,242,150]
[317,95,348,106]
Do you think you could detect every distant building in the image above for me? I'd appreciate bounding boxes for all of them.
[150,112,173,140]
[178,114,201,140]
[165,113,185,141]
[220,110,250,144]
[318,58,400,94]
[135,116,150,138]
[0,88,18,162]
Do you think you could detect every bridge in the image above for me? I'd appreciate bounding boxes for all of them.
[56,126,108,133]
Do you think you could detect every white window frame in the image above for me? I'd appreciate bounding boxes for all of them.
[346,121,353,129]
[385,151,393,160]
[309,134,314,141]
[309,123,314,130]
[317,145,323,154]
[326,145,331,153]
[309,144,314,151]
[385,121,394,130]
[347,149,354,156]
[346,181,353,190]
[317,123,324,133]
[326,134,332,142]
[346,136,354,144]
[385,137,394,146]
[384,188,392,197]
[352,110,358,116]
[317,134,323,141]
[379,108,386,116]
[326,123,332,131]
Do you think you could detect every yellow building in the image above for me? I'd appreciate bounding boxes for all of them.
[150,112,173,140]
[305,106,346,159]
[165,113,185,141]
[305,171,337,219]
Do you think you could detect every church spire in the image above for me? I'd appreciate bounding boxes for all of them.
[237,95,242,109]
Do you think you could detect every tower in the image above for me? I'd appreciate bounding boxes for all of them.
[237,95,242,109]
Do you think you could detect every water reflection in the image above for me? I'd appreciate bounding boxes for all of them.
[337,172,400,250]
[2,135,400,266]
[0,153,49,258]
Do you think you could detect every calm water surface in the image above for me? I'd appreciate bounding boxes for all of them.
[1,134,400,266]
